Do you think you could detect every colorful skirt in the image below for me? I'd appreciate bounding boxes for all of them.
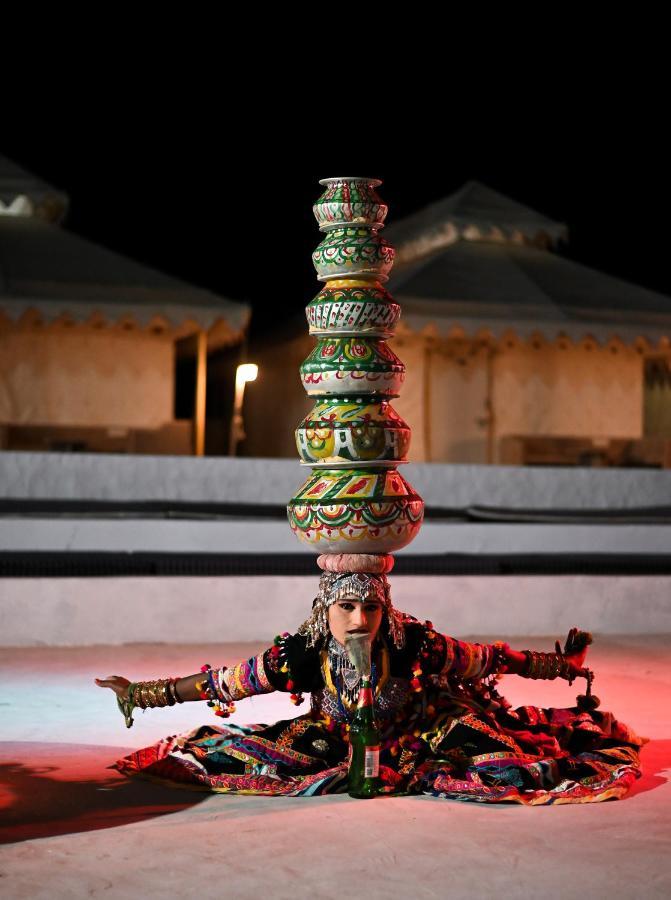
[116,696,645,805]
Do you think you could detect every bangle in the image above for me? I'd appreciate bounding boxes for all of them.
[117,678,182,726]
[145,681,159,707]
[522,650,571,681]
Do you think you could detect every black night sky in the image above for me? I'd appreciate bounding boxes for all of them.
[4,141,671,339]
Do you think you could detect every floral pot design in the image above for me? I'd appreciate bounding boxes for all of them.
[306,280,401,338]
[313,177,387,232]
[312,228,395,282]
[300,337,405,397]
[295,398,411,465]
[287,468,424,554]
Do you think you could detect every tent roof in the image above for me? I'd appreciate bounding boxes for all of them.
[389,239,671,347]
[0,216,250,346]
[385,180,568,261]
[0,155,69,223]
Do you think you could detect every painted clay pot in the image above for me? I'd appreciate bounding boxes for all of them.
[300,337,405,398]
[312,227,395,282]
[306,280,401,338]
[288,175,425,562]
[295,397,411,465]
[287,468,424,554]
[313,177,387,232]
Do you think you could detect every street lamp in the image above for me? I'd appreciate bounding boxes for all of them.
[228,363,258,456]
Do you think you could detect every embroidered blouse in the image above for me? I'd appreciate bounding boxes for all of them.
[214,619,505,720]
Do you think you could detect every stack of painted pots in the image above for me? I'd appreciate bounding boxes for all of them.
[287,177,424,571]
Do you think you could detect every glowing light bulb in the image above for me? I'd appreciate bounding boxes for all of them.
[236,363,258,385]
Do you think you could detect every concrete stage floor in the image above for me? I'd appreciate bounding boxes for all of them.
[1,637,669,899]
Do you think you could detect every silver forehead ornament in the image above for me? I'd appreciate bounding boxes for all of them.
[298,572,405,649]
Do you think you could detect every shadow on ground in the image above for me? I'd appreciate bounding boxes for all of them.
[0,742,207,844]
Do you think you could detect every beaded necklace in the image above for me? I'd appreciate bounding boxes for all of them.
[322,638,389,718]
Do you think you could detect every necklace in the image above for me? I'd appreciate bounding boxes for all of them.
[327,638,378,708]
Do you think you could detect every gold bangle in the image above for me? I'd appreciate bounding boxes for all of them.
[130,677,184,709]
[145,681,158,707]
[154,680,167,707]
[145,681,157,707]
[524,652,570,681]
[531,652,541,679]
[135,683,147,708]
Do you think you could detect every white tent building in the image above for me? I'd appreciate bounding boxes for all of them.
[0,156,250,455]
[384,181,671,465]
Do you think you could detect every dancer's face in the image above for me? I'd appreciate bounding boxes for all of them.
[328,596,384,646]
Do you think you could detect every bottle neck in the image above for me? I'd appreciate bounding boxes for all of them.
[356,676,374,713]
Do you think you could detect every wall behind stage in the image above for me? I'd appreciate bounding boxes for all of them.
[492,343,643,453]
[243,330,644,464]
[393,339,643,464]
[0,330,174,428]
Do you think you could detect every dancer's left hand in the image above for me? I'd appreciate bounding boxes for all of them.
[556,627,591,679]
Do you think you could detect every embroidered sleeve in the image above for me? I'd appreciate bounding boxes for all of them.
[421,626,505,681]
[205,635,321,706]
[215,651,275,701]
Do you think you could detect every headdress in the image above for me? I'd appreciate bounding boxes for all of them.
[298,571,405,650]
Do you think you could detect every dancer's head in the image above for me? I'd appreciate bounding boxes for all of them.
[327,594,384,647]
[298,572,405,649]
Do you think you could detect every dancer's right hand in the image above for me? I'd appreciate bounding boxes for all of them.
[95,675,131,700]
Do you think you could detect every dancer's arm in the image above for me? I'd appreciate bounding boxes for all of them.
[95,672,211,702]
[96,649,277,706]
[96,647,283,728]
[96,632,322,704]
[501,628,591,681]
[421,625,590,682]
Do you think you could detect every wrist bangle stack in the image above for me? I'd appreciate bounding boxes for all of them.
[132,678,182,709]
[522,651,571,681]
[116,677,183,729]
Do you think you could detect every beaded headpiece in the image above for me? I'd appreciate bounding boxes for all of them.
[298,572,405,650]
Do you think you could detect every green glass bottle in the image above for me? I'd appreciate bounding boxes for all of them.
[348,675,380,799]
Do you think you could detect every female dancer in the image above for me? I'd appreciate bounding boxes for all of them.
[96,572,643,804]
